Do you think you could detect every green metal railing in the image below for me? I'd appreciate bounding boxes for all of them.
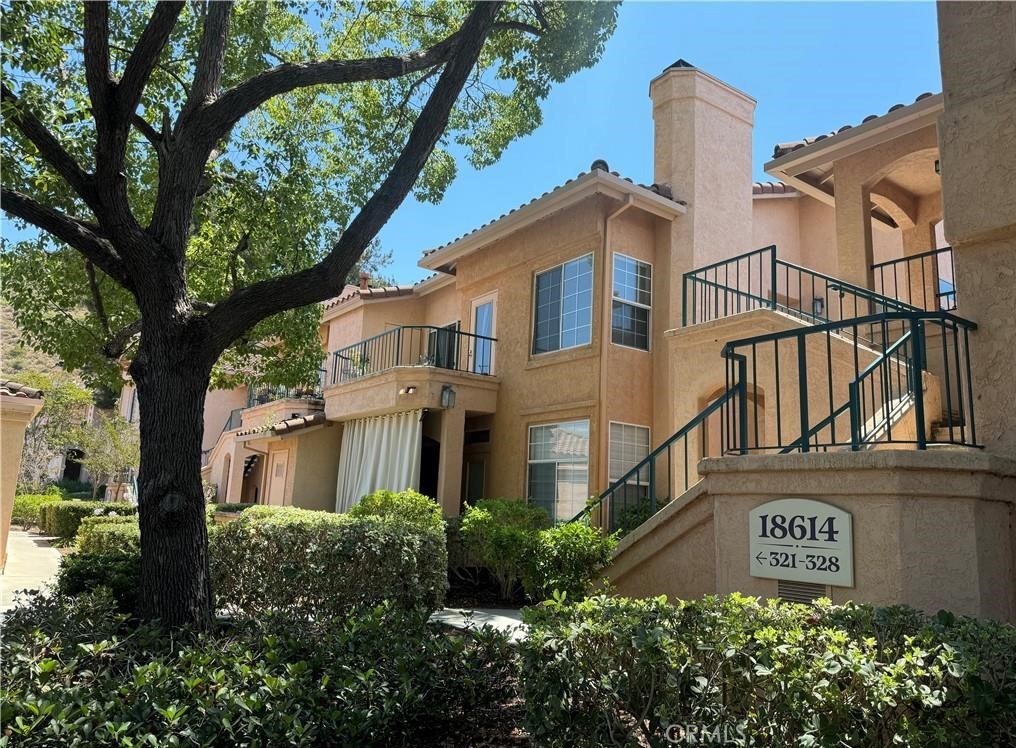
[873,247,956,312]
[682,245,920,328]
[574,310,978,538]
[569,388,742,535]
[721,310,978,454]
[330,325,496,384]
[246,369,326,408]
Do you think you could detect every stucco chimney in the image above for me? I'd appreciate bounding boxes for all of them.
[358,271,370,290]
[649,60,756,269]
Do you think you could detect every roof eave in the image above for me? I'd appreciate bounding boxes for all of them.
[764,93,944,178]
[418,171,685,273]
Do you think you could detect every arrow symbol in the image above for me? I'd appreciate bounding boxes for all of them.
[754,552,766,565]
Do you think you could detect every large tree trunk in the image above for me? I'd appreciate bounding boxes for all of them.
[131,328,214,627]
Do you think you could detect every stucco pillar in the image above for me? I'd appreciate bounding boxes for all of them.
[937,1,1016,459]
[436,406,465,517]
[833,175,875,292]
[650,61,756,322]
[1,389,44,570]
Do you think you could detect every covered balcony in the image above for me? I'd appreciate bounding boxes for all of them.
[324,325,499,421]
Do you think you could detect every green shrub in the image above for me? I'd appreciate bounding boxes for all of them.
[1,590,517,746]
[38,500,136,538]
[10,493,61,529]
[204,501,254,525]
[210,506,448,619]
[76,521,141,555]
[56,553,142,614]
[349,488,445,532]
[523,522,617,601]
[521,594,1016,748]
[52,478,93,495]
[460,499,549,601]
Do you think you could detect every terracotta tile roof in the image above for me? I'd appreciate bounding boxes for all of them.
[324,283,416,310]
[772,92,938,159]
[752,181,796,195]
[236,411,328,438]
[421,160,683,259]
[0,380,43,399]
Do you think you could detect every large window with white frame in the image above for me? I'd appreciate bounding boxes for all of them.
[527,419,590,521]
[532,253,593,354]
[611,253,652,350]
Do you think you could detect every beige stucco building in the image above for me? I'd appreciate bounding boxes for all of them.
[123,2,1014,620]
[1,381,44,570]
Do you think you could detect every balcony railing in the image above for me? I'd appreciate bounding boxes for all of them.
[872,247,956,311]
[330,325,497,385]
[246,369,326,408]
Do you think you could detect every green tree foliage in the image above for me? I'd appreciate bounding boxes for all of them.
[67,412,140,497]
[1,0,618,392]
[11,370,93,491]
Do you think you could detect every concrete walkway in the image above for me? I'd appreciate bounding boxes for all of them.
[1,528,61,611]
[431,607,528,642]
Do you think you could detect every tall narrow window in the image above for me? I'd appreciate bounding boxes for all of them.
[612,253,652,350]
[608,422,651,519]
[533,254,593,354]
[527,419,590,521]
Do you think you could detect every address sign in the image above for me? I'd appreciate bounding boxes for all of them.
[748,498,853,587]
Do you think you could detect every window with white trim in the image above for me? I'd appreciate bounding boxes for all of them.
[611,253,651,350]
[609,422,651,510]
[533,254,593,354]
[527,419,590,521]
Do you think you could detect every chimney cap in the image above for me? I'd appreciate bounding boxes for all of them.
[590,159,610,172]
[358,271,370,290]
[665,58,696,71]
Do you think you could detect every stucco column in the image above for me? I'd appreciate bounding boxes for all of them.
[436,406,465,517]
[937,1,1016,459]
[1,391,44,570]
[834,175,875,293]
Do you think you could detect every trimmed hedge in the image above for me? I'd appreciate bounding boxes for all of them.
[76,521,140,555]
[38,500,136,539]
[210,506,448,618]
[1,590,517,746]
[521,594,1016,748]
[349,488,445,532]
[523,522,616,601]
[10,493,61,529]
[459,499,550,600]
[56,553,141,614]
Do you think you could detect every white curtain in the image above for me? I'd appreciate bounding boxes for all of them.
[335,409,423,512]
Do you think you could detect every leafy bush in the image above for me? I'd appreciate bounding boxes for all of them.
[210,506,448,619]
[204,501,255,525]
[38,500,136,539]
[1,590,517,747]
[56,553,142,614]
[10,493,61,529]
[52,478,93,495]
[459,499,550,601]
[349,488,445,532]
[76,521,140,555]
[521,594,1016,748]
[523,522,616,601]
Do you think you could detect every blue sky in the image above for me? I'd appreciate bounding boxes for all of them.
[380,0,942,283]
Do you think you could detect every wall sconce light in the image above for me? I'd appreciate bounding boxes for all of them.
[934,159,941,176]
[440,384,456,409]
[398,386,417,396]
[812,297,825,318]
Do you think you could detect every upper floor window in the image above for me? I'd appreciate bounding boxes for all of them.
[533,254,593,354]
[612,253,652,350]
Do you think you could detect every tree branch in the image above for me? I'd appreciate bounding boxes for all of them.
[181,0,233,120]
[1,85,98,210]
[202,1,504,352]
[103,319,142,359]
[83,2,113,132]
[85,260,112,338]
[191,28,465,146]
[1,188,131,289]
[117,1,185,118]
